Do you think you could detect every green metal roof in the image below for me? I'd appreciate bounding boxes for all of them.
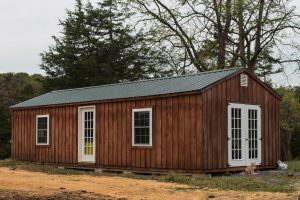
[11,68,242,109]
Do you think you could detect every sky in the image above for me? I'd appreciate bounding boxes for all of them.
[0,0,299,86]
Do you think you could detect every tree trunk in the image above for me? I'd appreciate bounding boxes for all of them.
[249,0,265,72]
[214,0,232,69]
[237,0,247,68]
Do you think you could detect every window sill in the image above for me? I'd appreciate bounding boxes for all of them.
[131,145,153,149]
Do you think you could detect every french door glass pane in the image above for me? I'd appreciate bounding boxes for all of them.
[248,109,258,159]
[84,111,94,155]
[231,108,242,160]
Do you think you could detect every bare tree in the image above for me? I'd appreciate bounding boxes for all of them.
[131,0,300,75]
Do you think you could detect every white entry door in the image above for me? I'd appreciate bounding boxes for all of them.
[78,106,96,163]
[228,103,261,167]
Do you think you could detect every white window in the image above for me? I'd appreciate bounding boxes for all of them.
[36,115,49,145]
[132,108,152,146]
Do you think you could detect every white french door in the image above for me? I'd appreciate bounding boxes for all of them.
[228,103,261,167]
[78,106,96,163]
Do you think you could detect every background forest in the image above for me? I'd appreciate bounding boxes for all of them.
[0,0,299,161]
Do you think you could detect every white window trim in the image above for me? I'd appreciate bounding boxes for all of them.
[78,105,96,163]
[228,103,261,167]
[36,114,49,145]
[132,108,152,147]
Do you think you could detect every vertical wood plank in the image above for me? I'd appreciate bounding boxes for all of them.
[117,102,122,166]
[265,92,269,165]
[178,96,185,169]
[172,96,179,169]
[145,99,151,169]
[150,98,156,169]
[184,95,190,170]
[65,106,70,164]
[71,106,76,163]
[131,101,136,167]
[155,98,162,169]
[98,104,104,165]
[166,97,173,169]
[161,98,167,169]
[272,96,276,165]
[113,103,118,166]
[104,103,109,165]
[62,107,67,163]
[202,92,208,170]
[221,81,227,168]
[121,101,127,166]
[196,94,202,169]
[108,103,113,165]
[190,95,196,169]
[126,101,131,166]
[207,89,213,170]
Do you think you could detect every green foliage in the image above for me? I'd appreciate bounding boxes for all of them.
[41,0,168,91]
[276,86,300,160]
[291,126,300,160]
[287,160,300,172]
[0,73,44,159]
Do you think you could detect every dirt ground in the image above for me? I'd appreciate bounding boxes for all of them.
[0,168,299,200]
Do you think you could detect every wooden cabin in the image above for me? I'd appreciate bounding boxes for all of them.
[10,68,281,173]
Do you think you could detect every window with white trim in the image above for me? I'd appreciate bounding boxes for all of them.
[132,108,152,146]
[36,115,49,145]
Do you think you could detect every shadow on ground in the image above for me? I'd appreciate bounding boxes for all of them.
[0,190,126,200]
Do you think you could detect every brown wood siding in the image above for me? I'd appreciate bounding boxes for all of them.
[12,106,79,164]
[11,72,280,172]
[201,73,280,171]
[11,94,203,171]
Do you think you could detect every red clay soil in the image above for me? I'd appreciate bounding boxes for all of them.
[0,168,299,200]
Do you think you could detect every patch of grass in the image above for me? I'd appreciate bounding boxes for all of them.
[0,159,91,175]
[159,171,296,193]
[172,186,198,191]
[287,160,300,172]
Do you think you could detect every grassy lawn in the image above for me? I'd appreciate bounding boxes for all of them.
[0,159,299,193]
[159,172,297,193]
[286,160,300,172]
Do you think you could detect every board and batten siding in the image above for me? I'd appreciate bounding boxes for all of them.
[201,73,280,171]
[11,93,203,171]
[11,71,280,172]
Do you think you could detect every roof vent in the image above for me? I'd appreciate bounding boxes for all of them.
[240,74,248,87]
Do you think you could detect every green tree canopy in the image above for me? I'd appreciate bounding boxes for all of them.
[41,0,168,91]
[0,73,44,159]
[277,86,300,160]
